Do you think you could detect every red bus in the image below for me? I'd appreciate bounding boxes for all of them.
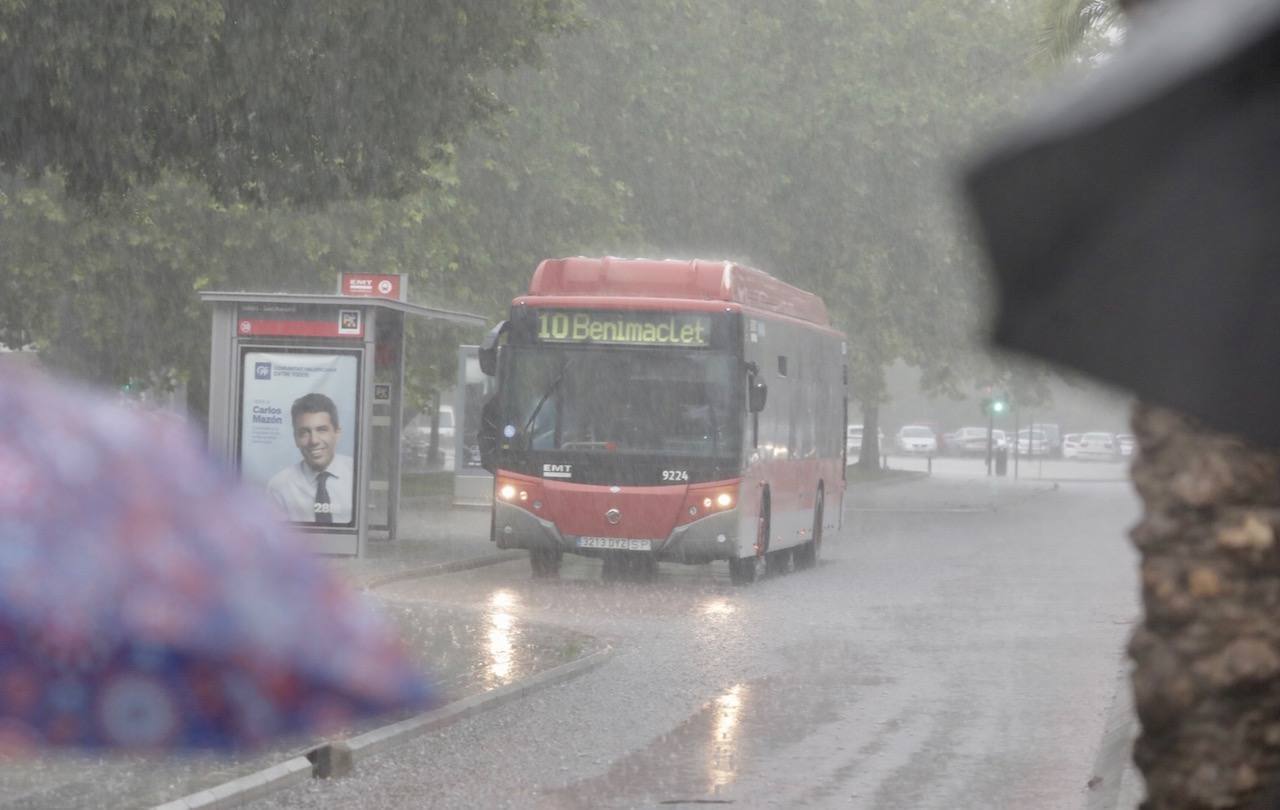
[478,257,847,584]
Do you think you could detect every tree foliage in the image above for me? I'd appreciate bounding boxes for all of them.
[0,0,574,203]
[1037,0,1122,62]
[1,0,1045,428]
[472,0,1040,406]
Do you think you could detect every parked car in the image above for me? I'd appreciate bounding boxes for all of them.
[1016,428,1050,456]
[1020,422,1062,457]
[401,406,456,470]
[1036,423,1063,457]
[952,426,998,455]
[896,424,938,454]
[846,424,884,458]
[939,430,958,455]
[1075,431,1118,460]
[1061,433,1084,459]
[437,405,456,443]
[992,429,1009,450]
[1116,433,1136,457]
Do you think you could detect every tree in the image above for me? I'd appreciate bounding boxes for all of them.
[482,0,1040,469]
[0,0,574,204]
[1037,0,1122,61]
[1,0,1044,435]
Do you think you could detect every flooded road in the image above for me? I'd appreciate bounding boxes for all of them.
[251,472,1141,810]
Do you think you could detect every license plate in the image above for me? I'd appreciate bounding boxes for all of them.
[576,537,653,551]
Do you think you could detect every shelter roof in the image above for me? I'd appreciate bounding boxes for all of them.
[198,291,486,328]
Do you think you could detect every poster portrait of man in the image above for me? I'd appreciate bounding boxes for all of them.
[266,393,354,523]
[239,351,360,527]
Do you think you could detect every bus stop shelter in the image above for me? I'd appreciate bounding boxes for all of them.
[201,286,486,556]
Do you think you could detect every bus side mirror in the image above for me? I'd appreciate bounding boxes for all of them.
[479,320,508,377]
[478,395,500,473]
[749,379,768,413]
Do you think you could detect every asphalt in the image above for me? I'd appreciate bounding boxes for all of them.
[246,472,1146,809]
[1,470,1146,809]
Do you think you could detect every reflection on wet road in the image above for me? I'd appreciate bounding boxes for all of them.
[709,683,743,793]
[485,590,520,687]
[250,477,1141,810]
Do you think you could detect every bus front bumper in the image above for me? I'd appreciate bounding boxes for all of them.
[493,501,741,563]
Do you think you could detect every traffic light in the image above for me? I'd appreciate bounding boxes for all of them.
[980,394,1009,417]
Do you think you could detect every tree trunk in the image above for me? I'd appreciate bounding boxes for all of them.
[857,400,882,470]
[1129,402,1280,808]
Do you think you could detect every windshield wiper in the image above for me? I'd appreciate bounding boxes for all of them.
[707,393,720,456]
[521,358,573,448]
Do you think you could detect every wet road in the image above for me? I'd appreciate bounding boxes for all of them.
[252,473,1141,810]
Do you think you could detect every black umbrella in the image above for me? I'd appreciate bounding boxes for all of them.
[963,0,1280,446]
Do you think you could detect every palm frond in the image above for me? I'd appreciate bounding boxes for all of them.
[1036,0,1121,63]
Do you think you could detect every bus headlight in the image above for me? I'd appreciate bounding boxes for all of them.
[677,481,742,526]
[496,476,542,512]
[700,492,733,511]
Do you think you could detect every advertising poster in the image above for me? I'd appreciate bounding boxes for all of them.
[240,351,360,526]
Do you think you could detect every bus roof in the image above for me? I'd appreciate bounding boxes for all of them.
[525,257,831,327]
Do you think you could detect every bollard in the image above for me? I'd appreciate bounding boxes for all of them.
[309,742,354,779]
[927,454,933,475]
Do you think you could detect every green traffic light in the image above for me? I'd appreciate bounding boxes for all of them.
[992,400,1007,414]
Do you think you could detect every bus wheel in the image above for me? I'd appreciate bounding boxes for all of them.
[795,487,823,570]
[530,548,562,578]
[766,546,792,576]
[728,555,757,586]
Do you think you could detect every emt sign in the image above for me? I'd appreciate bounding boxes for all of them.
[339,272,406,301]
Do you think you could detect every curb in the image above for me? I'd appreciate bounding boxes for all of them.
[338,643,614,761]
[354,551,525,591]
[151,757,313,810]
[151,644,614,810]
[1085,660,1144,810]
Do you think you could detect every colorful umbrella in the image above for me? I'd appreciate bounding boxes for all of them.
[0,369,433,751]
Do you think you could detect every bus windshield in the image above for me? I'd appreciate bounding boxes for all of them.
[501,345,740,459]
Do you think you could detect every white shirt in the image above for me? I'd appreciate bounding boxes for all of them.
[266,454,355,524]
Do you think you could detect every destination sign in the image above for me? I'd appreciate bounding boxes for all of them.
[535,310,711,347]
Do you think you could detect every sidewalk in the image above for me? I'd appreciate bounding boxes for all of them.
[327,497,521,589]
